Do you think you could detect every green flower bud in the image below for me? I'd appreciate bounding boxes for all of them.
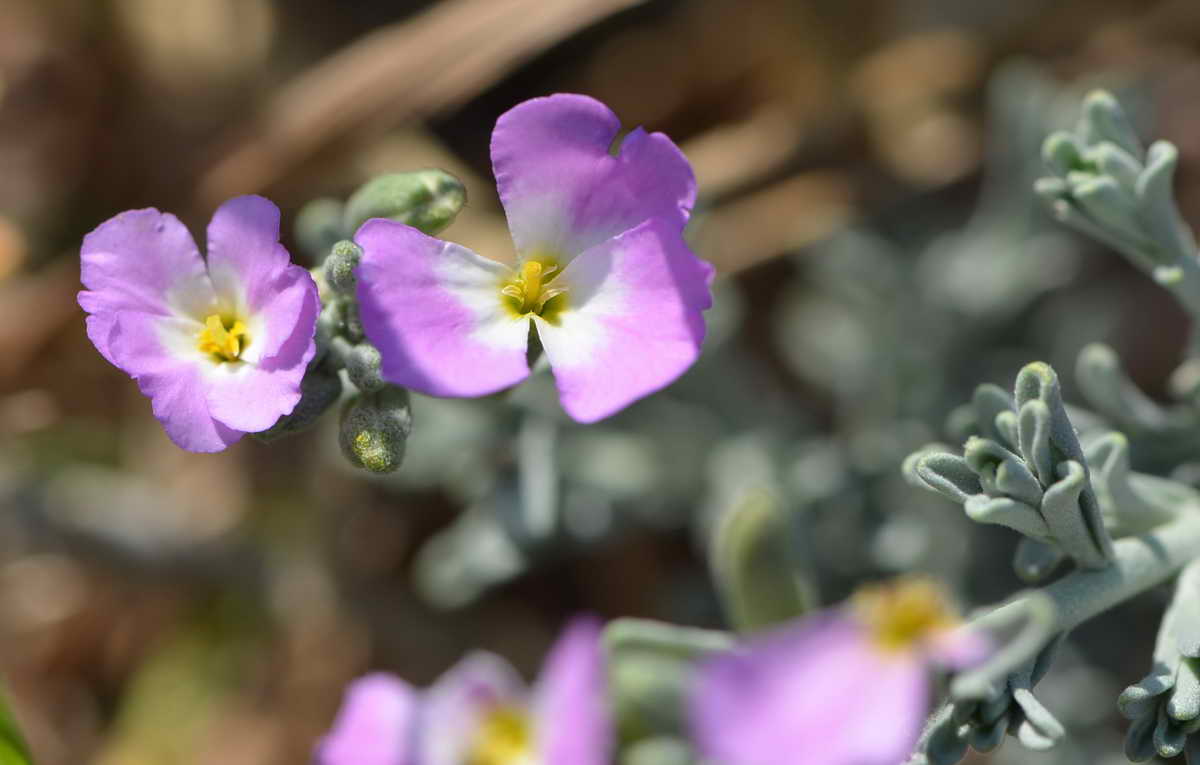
[293,197,347,262]
[325,240,363,296]
[338,386,413,473]
[254,360,343,442]
[344,342,384,393]
[342,170,467,236]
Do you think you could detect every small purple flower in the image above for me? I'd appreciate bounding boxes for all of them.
[79,196,319,452]
[356,94,713,423]
[316,616,610,765]
[690,578,988,765]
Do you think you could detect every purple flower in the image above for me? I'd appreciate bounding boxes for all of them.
[79,196,319,452]
[356,94,713,423]
[690,578,989,765]
[316,617,611,765]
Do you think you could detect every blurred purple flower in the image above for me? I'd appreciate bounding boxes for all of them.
[316,616,611,765]
[78,196,318,452]
[355,94,713,423]
[690,578,989,765]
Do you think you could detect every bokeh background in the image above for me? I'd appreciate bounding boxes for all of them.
[3,0,1200,762]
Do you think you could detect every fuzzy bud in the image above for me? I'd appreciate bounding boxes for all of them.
[338,386,413,473]
[342,170,467,236]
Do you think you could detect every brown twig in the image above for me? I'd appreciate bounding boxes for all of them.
[195,0,647,209]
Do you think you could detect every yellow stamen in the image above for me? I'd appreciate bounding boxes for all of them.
[468,706,532,765]
[852,577,958,653]
[520,261,544,311]
[500,258,568,320]
[196,314,249,362]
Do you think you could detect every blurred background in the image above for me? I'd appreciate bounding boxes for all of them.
[4,0,1200,762]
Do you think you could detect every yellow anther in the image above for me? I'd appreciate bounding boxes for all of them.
[196,314,249,362]
[468,706,532,765]
[852,577,957,653]
[500,258,567,319]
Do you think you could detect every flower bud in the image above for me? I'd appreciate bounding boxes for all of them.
[324,240,363,296]
[338,386,413,473]
[344,341,385,393]
[342,170,467,236]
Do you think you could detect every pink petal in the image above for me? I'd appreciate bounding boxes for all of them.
[202,272,318,433]
[356,220,531,398]
[205,195,316,361]
[690,614,931,765]
[491,94,696,261]
[79,207,213,365]
[532,616,612,765]
[534,218,713,422]
[316,673,418,765]
[109,311,243,453]
[420,652,527,765]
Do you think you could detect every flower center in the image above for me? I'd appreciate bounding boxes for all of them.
[467,705,533,765]
[852,577,957,653]
[500,260,568,319]
[196,314,250,362]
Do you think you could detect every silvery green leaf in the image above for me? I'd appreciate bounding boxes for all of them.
[1169,660,1200,722]
[1086,141,1142,189]
[1015,400,1054,487]
[1121,674,1173,721]
[1034,175,1069,201]
[1137,140,1198,262]
[1042,131,1085,176]
[1076,343,1172,431]
[1085,431,1184,539]
[994,457,1044,508]
[1177,563,1200,658]
[1070,175,1145,237]
[1078,89,1143,158]
[1014,362,1113,565]
[994,411,1019,452]
[709,489,815,633]
[972,384,1016,445]
[964,494,1051,540]
[1013,538,1065,583]
[1126,708,1160,762]
[1041,461,1110,569]
[1156,704,1188,758]
[961,438,997,490]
